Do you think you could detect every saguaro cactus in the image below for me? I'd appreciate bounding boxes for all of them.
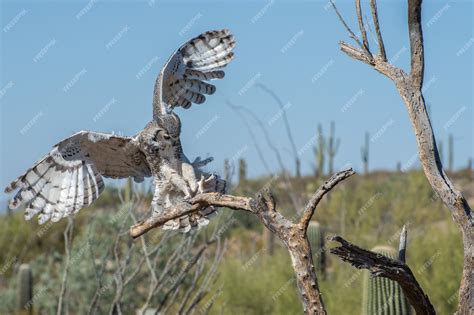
[238,158,247,184]
[313,124,326,179]
[307,221,326,275]
[361,132,370,175]
[327,121,340,176]
[223,158,232,183]
[263,228,275,256]
[396,161,402,172]
[362,246,411,315]
[17,264,33,315]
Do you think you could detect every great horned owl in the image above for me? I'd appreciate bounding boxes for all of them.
[4,29,235,231]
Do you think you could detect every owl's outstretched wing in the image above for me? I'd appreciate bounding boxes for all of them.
[4,131,151,224]
[153,29,236,118]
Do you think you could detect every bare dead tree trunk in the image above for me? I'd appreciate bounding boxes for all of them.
[130,169,355,314]
[330,0,473,313]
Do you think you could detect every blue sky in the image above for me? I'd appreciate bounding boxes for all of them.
[0,0,472,193]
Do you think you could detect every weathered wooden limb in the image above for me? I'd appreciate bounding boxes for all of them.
[130,169,355,314]
[407,0,424,89]
[329,235,435,315]
[130,193,252,238]
[300,168,355,230]
[339,42,406,80]
[332,1,473,313]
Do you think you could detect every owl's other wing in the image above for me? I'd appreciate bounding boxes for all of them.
[4,131,151,224]
[153,29,235,118]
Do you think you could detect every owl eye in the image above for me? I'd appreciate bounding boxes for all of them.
[154,129,164,141]
[154,129,171,141]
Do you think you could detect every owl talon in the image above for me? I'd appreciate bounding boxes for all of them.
[183,187,194,200]
[192,156,214,168]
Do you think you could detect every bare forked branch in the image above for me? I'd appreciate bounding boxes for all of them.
[131,169,355,314]
[332,1,473,313]
[330,0,363,48]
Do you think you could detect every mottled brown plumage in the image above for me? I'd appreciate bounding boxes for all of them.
[4,29,235,230]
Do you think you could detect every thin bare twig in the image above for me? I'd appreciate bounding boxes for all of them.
[57,217,74,315]
[226,101,303,212]
[355,0,371,57]
[255,83,301,177]
[370,0,387,60]
[177,257,205,314]
[156,244,208,313]
[226,101,272,175]
[330,0,363,48]
[186,239,227,314]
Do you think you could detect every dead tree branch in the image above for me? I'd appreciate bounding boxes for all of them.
[227,101,303,211]
[329,235,435,315]
[355,0,371,57]
[300,169,355,230]
[57,217,74,315]
[369,0,387,60]
[226,101,272,174]
[331,0,473,313]
[131,169,355,314]
[255,83,301,177]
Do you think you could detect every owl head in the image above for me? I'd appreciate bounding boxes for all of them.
[156,112,181,139]
[140,113,182,157]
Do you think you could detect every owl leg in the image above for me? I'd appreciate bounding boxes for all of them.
[181,161,199,195]
[191,156,214,168]
[151,180,167,216]
[161,164,193,199]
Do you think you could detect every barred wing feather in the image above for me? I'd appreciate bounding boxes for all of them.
[153,29,236,117]
[4,131,151,224]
